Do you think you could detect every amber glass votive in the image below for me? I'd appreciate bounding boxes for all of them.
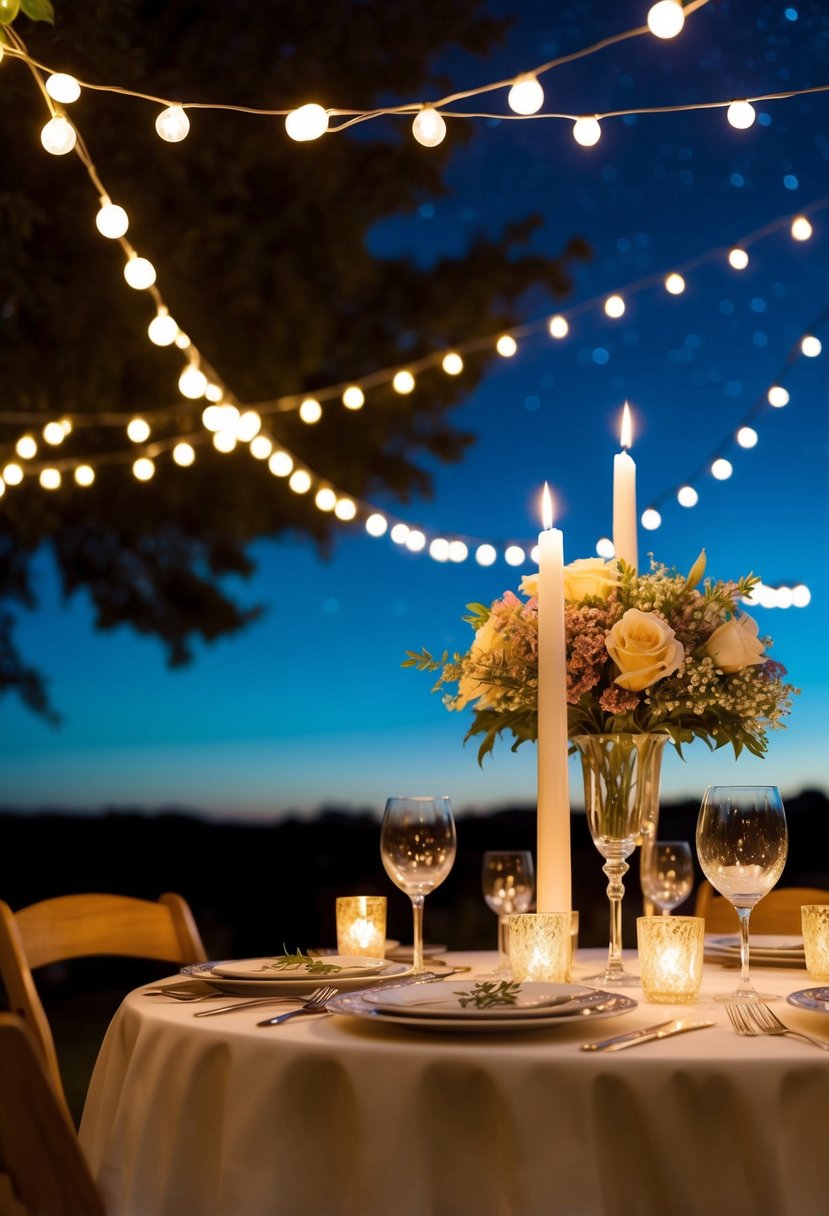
[508,912,571,982]
[802,905,829,981]
[336,896,387,958]
[637,915,705,1003]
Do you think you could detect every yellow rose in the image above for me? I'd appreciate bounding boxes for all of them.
[706,613,766,673]
[455,615,507,709]
[519,572,538,597]
[606,608,685,692]
[563,557,619,602]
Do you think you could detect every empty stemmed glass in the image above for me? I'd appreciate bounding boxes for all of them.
[380,796,457,973]
[696,785,788,1002]
[641,841,694,915]
[481,850,535,976]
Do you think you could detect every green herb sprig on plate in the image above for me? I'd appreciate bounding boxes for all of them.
[454,980,522,1009]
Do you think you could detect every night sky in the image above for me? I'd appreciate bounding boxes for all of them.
[1,0,827,820]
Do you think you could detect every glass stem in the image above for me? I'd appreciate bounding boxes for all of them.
[603,855,629,981]
[497,914,510,971]
[736,905,754,993]
[411,895,425,973]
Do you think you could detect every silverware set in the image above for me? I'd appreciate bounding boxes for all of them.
[725,1000,829,1050]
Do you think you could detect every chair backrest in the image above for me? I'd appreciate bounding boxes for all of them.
[694,880,829,934]
[0,1012,106,1216]
[0,892,208,1112]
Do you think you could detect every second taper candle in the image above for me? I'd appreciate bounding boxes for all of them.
[612,401,638,570]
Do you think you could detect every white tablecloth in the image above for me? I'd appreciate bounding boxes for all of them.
[79,950,829,1216]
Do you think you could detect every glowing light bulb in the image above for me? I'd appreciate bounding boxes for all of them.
[801,335,822,357]
[791,215,813,241]
[201,405,225,431]
[213,431,237,453]
[412,106,446,147]
[442,352,463,375]
[792,584,811,608]
[496,334,517,357]
[475,543,497,566]
[647,0,685,39]
[573,116,601,147]
[448,540,468,563]
[677,485,699,507]
[711,458,733,480]
[59,417,72,436]
[505,545,525,567]
[288,469,311,494]
[74,465,95,486]
[133,457,155,481]
[148,310,178,346]
[174,332,191,350]
[45,73,81,104]
[596,537,615,558]
[172,442,195,467]
[508,73,544,115]
[665,272,685,294]
[548,315,569,338]
[299,397,322,424]
[285,103,329,142]
[342,386,365,409]
[15,435,37,459]
[405,529,426,551]
[315,487,336,512]
[641,507,662,530]
[768,385,790,407]
[39,468,61,490]
[178,365,208,399]
[204,383,223,403]
[392,370,415,394]
[126,418,150,443]
[429,538,450,562]
[40,116,77,156]
[123,255,156,289]
[236,410,262,442]
[3,464,24,486]
[250,435,273,460]
[335,497,357,521]
[728,247,749,270]
[155,104,190,142]
[95,200,129,238]
[727,100,756,129]
[366,513,388,537]
[43,421,65,445]
[737,426,758,448]
[390,524,409,544]
[268,451,293,477]
[604,294,625,318]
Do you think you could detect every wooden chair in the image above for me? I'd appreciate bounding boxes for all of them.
[0,1012,106,1216]
[694,879,829,934]
[0,892,207,1116]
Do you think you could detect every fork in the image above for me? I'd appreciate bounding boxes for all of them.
[725,1001,829,1050]
[256,985,337,1026]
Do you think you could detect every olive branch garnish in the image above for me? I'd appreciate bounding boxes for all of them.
[454,980,522,1008]
[259,948,343,975]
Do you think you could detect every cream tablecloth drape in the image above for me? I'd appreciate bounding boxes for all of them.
[79,951,829,1216]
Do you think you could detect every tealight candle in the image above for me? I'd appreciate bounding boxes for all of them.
[637,915,705,1003]
[336,896,387,958]
[508,912,571,982]
[801,905,829,981]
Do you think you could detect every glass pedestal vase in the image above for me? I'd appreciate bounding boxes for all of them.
[572,733,667,987]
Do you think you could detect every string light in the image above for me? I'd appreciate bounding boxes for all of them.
[596,537,615,558]
[155,104,190,143]
[285,103,329,142]
[365,514,388,537]
[736,426,758,448]
[508,74,544,116]
[496,334,517,357]
[728,247,749,269]
[677,485,699,507]
[235,410,261,442]
[123,254,156,289]
[126,418,151,443]
[2,464,23,486]
[45,72,80,103]
[171,442,195,466]
[249,435,272,460]
[268,451,293,477]
[178,364,208,399]
[299,398,323,424]
[664,272,685,294]
[412,106,447,147]
[40,115,76,155]
[641,507,661,530]
[95,199,129,238]
[791,215,813,241]
[801,335,822,357]
[335,497,357,521]
[475,544,497,566]
[505,545,526,566]
[768,385,790,407]
[604,294,625,318]
[711,458,733,480]
[573,116,601,147]
[647,1,686,39]
[442,352,463,375]
[15,435,37,459]
[315,487,336,512]
[727,100,756,129]
[43,421,65,445]
[392,370,415,394]
[288,469,312,493]
[74,465,95,486]
[148,309,178,346]
[39,468,61,490]
[342,386,364,410]
[132,457,155,481]
[548,315,569,338]
[212,431,236,453]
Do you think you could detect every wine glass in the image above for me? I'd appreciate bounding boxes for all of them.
[380,796,457,973]
[641,841,694,915]
[481,850,535,975]
[696,785,788,1002]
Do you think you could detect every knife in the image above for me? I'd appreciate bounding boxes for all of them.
[581,1018,716,1052]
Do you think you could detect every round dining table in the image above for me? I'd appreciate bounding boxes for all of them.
[78,948,829,1216]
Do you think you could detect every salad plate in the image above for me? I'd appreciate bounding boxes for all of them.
[786,987,829,1014]
[181,958,411,996]
[213,955,389,980]
[366,981,604,1020]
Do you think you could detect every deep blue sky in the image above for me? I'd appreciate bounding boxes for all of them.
[1,0,827,820]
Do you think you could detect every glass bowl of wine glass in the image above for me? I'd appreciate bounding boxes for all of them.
[481,850,535,976]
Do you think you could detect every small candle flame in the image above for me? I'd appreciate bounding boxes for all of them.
[541,482,554,530]
[620,401,633,450]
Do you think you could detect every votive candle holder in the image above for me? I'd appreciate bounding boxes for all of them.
[801,905,829,981]
[637,915,705,1003]
[508,912,572,982]
[336,896,387,958]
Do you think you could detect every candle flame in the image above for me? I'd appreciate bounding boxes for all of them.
[620,401,633,450]
[541,482,554,530]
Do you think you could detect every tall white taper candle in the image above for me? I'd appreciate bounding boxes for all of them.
[613,401,638,570]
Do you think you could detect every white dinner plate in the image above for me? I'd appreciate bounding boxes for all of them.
[180,959,412,996]
[705,934,806,967]
[212,955,389,980]
[329,986,637,1034]
[385,943,448,961]
[366,981,601,1020]
[786,987,829,1014]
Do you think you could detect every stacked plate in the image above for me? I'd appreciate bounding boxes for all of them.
[704,934,807,968]
[180,955,412,996]
[327,981,637,1034]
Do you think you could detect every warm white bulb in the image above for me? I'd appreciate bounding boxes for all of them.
[133,457,155,481]
[448,540,468,563]
[285,103,329,142]
[96,200,129,239]
[727,100,756,130]
[315,487,336,512]
[596,537,615,558]
[236,410,262,442]
[801,335,822,357]
[174,332,191,349]
[390,523,409,545]
[40,116,77,156]
[213,431,237,454]
[665,272,685,295]
[45,73,81,104]
[366,513,388,537]
[728,247,749,270]
[792,584,811,608]
[604,294,625,318]
[768,385,790,407]
[442,352,463,375]
[155,104,190,143]
[737,426,758,448]
[335,497,357,521]
[475,543,497,566]
[647,0,685,39]
[179,365,208,399]
[791,215,813,241]
[127,418,151,443]
[74,465,95,486]
[505,545,525,567]
[496,334,517,357]
[43,421,65,445]
[548,315,569,338]
[677,485,698,507]
[641,507,662,530]
[15,435,37,460]
[342,386,365,409]
[39,468,61,491]
[3,464,24,486]
[204,383,223,403]
[289,469,312,494]
[392,370,415,394]
[201,405,225,431]
[299,397,323,424]
[172,442,195,467]
[412,106,446,147]
[250,435,273,460]
[268,451,293,478]
[711,458,733,480]
[573,116,601,147]
[405,529,426,551]
[148,310,178,346]
[124,256,156,289]
[429,538,450,562]
[508,74,544,116]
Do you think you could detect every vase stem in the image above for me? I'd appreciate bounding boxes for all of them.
[602,852,630,983]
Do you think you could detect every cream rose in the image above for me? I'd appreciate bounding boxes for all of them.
[606,608,685,692]
[563,558,619,603]
[519,572,538,598]
[454,615,507,710]
[706,613,766,673]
